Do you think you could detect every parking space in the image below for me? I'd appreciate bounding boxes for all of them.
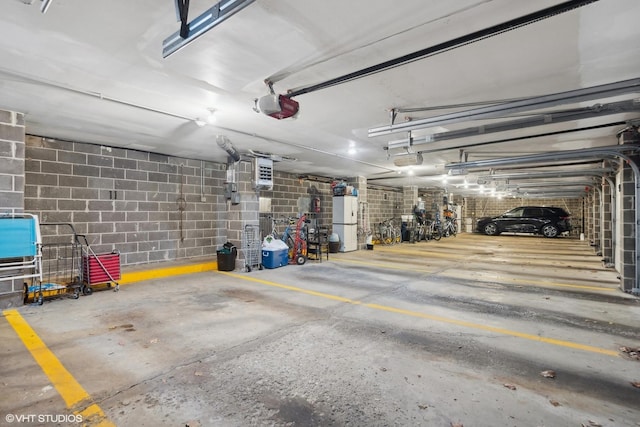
[1,234,639,426]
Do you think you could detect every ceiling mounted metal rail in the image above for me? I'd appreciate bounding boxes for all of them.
[446,145,637,170]
[447,144,640,293]
[475,168,615,183]
[163,0,256,58]
[285,0,599,98]
[387,99,640,150]
[385,122,629,159]
[504,181,596,189]
[370,78,640,137]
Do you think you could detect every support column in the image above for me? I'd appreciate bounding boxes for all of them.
[226,160,259,270]
[586,190,595,247]
[601,180,612,263]
[620,160,637,292]
[352,176,367,249]
[0,109,26,308]
[402,185,418,215]
[619,128,639,292]
[0,110,25,214]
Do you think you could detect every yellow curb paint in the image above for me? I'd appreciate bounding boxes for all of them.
[119,261,217,285]
[3,309,115,426]
[219,272,619,357]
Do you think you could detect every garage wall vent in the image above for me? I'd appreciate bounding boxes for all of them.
[254,157,273,190]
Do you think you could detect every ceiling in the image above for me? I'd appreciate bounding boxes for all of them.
[1,0,639,197]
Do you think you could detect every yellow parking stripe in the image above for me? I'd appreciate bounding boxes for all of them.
[3,309,115,426]
[333,258,435,274]
[334,257,616,292]
[220,272,619,357]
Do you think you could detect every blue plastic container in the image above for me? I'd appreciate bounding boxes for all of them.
[262,248,289,269]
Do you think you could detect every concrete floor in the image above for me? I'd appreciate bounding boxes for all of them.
[1,233,639,427]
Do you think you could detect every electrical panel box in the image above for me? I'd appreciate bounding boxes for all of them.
[254,157,273,190]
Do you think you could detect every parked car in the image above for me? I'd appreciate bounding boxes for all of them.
[476,206,572,238]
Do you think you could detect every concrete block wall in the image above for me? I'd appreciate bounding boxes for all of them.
[0,110,25,214]
[24,136,227,266]
[260,172,334,230]
[366,187,403,229]
[0,110,26,307]
[260,174,406,242]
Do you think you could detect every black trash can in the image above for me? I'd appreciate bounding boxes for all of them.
[217,242,237,271]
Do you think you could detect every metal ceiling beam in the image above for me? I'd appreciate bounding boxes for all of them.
[162,0,256,58]
[387,99,640,150]
[370,78,640,137]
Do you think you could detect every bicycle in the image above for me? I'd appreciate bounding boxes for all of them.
[441,210,458,237]
[379,218,402,245]
[424,219,441,241]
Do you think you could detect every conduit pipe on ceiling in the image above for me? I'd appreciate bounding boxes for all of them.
[447,145,639,293]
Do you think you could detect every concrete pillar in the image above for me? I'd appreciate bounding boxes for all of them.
[620,160,637,292]
[0,110,25,214]
[0,109,26,308]
[226,160,259,271]
[351,176,367,248]
[402,185,418,215]
[619,128,639,292]
[602,181,612,263]
[587,190,596,248]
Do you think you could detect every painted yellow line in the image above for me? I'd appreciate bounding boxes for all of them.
[336,257,615,292]
[219,272,619,357]
[363,303,618,356]
[441,271,617,292]
[369,246,462,259]
[119,261,217,285]
[3,309,115,426]
[221,272,357,304]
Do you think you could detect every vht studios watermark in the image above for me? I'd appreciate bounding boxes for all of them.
[5,413,83,423]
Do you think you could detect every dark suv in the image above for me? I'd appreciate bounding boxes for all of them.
[476,206,572,238]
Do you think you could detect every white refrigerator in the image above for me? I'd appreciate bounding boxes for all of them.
[332,195,358,252]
